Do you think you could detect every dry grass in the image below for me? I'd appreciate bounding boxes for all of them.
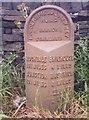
[10,99,87,118]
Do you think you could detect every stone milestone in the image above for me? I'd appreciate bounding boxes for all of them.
[24,5,74,112]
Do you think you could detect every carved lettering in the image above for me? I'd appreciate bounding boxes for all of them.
[36,36,62,41]
[27,56,47,63]
[40,16,58,23]
[27,72,47,80]
[49,56,73,63]
[39,27,59,33]
[27,55,73,63]
[50,71,73,80]
[27,63,47,70]
[27,9,71,42]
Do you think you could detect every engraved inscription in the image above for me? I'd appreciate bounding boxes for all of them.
[26,55,73,84]
[27,79,47,88]
[27,56,47,63]
[26,55,73,63]
[27,63,47,70]
[28,8,71,42]
[27,72,47,80]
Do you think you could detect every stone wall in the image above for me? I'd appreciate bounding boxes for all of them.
[2,2,89,56]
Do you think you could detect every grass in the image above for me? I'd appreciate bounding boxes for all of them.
[1,87,88,118]
[4,97,87,118]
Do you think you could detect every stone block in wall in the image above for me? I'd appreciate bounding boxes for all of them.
[2,16,25,22]
[82,2,88,10]
[3,42,22,51]
[78,21,89,35]
[2,2,12,10]
[2,28,4,34]
[2,21,17,28]
[78,21,88,28]
[79,10,88,17]
[52,2,60,6]
[71,2,82,12]
[78,21,88,25]
[79,28,88,34]
[60,2,71,13]
[78,10,89,21]
[77,16,89,21]
[12,2,21,10]
[0,2,1,7]
[2,9,21,16]
[5,28,12,34]
[0,15,1,22]
[29,2,42,11]
[0,7,2,15]
[79,24,89,30]
[3,34,23,42]
[12,29,24,38]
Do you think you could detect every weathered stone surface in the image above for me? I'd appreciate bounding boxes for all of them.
[2,28,4,34]
[60,2,71,13]
[2,2,12,10]
[2,9,21,16]
[0,7,2,15]
[52,2,60,7]
[79,10,89,17]
[2,21,17,28]
[79,24,89,29]
[71,2,82,12]
[3,42,22,51]
[30,2,42,10]
[12,2,21,10]
[78,21,88,25]
[12,29,23,35]
[78,21,89,29]
[82,2,88,9]
[24,5,74,112]
[5,28,12,34]
[3,16,25,22]
[3,34,23,42]
[79,28,88,33]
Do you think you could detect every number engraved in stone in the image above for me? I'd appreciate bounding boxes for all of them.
[27,63,47,70]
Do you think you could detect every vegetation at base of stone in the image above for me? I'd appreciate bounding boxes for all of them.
[0,99,88,118]
[1,51,25,114]
[74,35,89,105]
